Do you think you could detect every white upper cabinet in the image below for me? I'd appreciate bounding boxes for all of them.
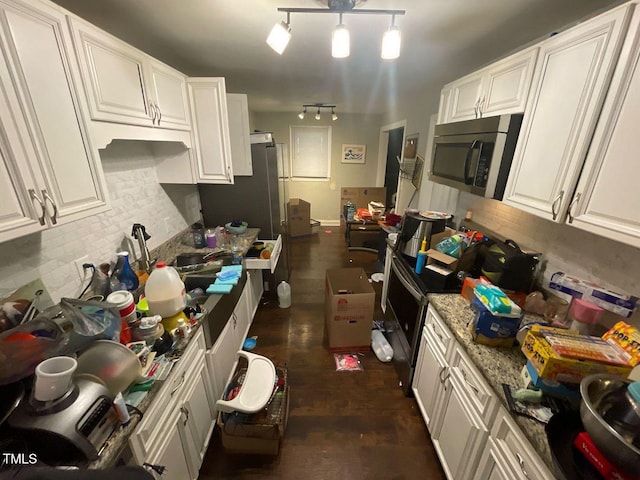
[188,78,234,184]
[227,93,253,176]
[68,16,190,130]
[568,6,640,247]
[503,5,633,222]
[0,0,108,243]
[443,47,538,123]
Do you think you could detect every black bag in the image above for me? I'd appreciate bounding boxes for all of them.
[480,239,539,292]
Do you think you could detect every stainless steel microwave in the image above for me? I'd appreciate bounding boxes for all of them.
[429,113,523,200]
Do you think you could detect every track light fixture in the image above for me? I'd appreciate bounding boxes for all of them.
[267,12,292,55]
[298,103,338,121]
[267,1,405,59]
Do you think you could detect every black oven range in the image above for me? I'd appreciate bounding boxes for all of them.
[384,249,461,396]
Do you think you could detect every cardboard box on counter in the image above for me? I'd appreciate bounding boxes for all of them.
[287,198,311,237]
[325,268,374,352]
[549,272,639,318]
[521,325,633,384]
[469,297,522,348]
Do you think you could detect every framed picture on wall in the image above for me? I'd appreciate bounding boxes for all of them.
[404,134,418,159]
[341,144,366,164]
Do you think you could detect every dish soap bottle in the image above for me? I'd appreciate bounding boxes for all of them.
[117,251,139,291]
[415,237,428,274]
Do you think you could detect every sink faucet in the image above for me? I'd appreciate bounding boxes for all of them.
[131,223,155,273]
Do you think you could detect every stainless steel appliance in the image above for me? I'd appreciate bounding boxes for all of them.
[429,113,523,199]
[198,132,290,294]
[384,250,461,396]
[6,377,118,465]
[397,212,446,259]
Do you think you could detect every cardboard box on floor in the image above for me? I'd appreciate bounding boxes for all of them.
[341,187,386,224]
[325,268,375,352]
[287,198,311,237]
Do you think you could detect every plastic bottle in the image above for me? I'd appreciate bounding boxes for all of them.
[371,330,393,362]
[415,236,428,274]
[435,234,463,258]
[116,251,139,291]
[277,281,291,308]
[144,262,186,318]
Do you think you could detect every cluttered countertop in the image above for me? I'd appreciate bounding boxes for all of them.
[0,225,261,471]
[426,293,555,469]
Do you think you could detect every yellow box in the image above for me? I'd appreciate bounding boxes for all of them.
[602,321,640,367]
[521,326,632,384]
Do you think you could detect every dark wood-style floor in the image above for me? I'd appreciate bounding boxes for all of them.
[198,227,446,480]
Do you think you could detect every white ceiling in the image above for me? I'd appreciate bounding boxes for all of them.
[50,0,623,115]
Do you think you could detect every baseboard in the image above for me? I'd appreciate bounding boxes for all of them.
[316,219,341,227]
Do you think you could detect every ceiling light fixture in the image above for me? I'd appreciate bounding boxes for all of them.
[269,2,405,59]
[266,12,292,55]
[332,13,350,58]
[298,103,337,121]
[381,15,401,60]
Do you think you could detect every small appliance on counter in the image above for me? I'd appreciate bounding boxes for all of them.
[396,211,447,259]
[6,376,118,465]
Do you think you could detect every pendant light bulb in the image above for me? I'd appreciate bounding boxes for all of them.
[298,107,306,120]
[332,14,350,58]
[315,108,321,121]
[381,24,401,59]
[267,18,291,55]
[331,108,338,121]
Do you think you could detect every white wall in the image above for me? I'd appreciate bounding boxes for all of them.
[253,111,383,224]
[0,141,201,303]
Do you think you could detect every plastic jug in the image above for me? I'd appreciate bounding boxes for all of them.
[371,330,393,362]
[145,262,186,318]
[277,281,291,308]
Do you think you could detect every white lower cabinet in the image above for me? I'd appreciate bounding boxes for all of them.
[415,304,554,480]
[206,279,253,402]
[247,269,264,318]
[432,372,489,480]
[130,328,214,480]
[475,437,513,480]
[146,416,192,480]
[481,409,555,480]
[412,324,446,432]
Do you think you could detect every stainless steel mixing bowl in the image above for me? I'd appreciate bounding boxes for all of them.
[580,373,640,474]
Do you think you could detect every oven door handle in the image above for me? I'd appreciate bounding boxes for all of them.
[391,256,425,303]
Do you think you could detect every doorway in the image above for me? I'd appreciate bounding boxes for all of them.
[376,120,407,214]
[384,127,404,210]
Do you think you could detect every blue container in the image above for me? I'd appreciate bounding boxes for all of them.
[415,251,427,274]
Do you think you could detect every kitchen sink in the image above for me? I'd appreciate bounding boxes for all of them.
[175,251,234,291]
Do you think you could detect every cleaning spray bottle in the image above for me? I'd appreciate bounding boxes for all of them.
[415,236,428,274]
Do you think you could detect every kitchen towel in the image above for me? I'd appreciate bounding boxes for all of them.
[216,275,239,286]
[220,265,243,274]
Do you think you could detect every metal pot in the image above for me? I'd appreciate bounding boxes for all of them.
[580,373,640,474]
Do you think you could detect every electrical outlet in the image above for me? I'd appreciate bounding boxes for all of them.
[74,255,90,281]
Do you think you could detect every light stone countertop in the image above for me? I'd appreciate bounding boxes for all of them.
[426,293,556,474]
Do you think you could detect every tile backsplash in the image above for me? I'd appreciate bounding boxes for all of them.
[456,193,640,326]
[0,141,201,303]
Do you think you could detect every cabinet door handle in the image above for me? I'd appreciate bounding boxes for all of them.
[551,190,564,221]
[28,189,46,225]
[155,102,162,125]
[462,369,479,395]
[148,98,157,124]
[170,372,185,396]
[515,452,530,479]
[566,193,581,224]
[41,189,58,225]
[181,405,189,426]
